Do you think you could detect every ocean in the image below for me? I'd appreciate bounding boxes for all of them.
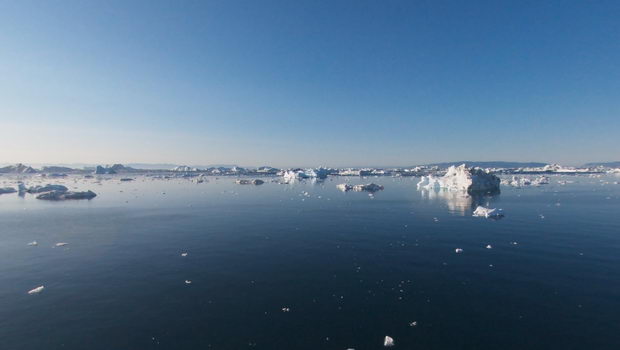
[1,174,619,349]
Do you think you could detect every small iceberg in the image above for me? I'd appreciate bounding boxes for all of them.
[472,206,504,218]
[336,184,353,192]
[455,248,464,253]
[352,183,384,192]
[36,190,97,200]
[28,286,45,295]
[55,242,69,247]
[236,179,264,185]
[383,335,395,347]
[0,187,17,194]
[26,184,69,193]
[27,241,38,246]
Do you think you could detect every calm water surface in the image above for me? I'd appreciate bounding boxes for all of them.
[1,175,619,349]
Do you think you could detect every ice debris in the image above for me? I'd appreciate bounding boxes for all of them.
[27,241,38,246]
[384,335,395,347]
[337,184,353,192]
[472,206,504,218]
[502,175,549,187]
[28,286,45,295]
[455,248,464,253]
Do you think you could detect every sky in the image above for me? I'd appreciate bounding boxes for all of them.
[0,0,618,167]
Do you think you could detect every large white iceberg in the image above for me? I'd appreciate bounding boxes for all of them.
[417,164,500,194]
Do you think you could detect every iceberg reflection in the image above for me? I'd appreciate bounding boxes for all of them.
[419,188,498,216]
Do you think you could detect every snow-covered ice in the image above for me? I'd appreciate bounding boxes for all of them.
[417,164,500,194]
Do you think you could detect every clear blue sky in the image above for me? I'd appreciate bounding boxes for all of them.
[1,0,618,167]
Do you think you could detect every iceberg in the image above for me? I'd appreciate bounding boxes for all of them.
[282,170,310,182]
[383,335,395,347]
[0,163,37,174]
[27,286,45,295]
[36,190,97,200]
[472,206,504,218]
[417,164,500,194]
[502,175,549,187]
[352,183,384,192]
[0,187,17,194]
[171,165,198,172]
[26,184,69,193]
[336,184,353,192]
[235,179,264,185]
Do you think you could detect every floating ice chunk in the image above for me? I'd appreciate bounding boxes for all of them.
[181,252,188,257]
[337,184,353,192]
[486,244,492,249]
[282,170,310,182]
[442,165,500,193]
[455,248,463,253]
[55,242,69,247]
[472,206,504,218]
[27,241,38,246]
[409,321,418,327]
[384,335,395,347]
[503,175,549,187]
[28,286,45,294]
[0,187,17,194]
[416,175,442,190]
[281,307,290,312]
[236,179,264,185]
[36,190,97,200]
[352,183,384,192]
[185,280,192,284]
[26,184,68,193]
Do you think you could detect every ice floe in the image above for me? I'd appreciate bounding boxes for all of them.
[336,184,353,192]
[0,187,17,194]
[236,179,264,185]
[25,184,69,193]
[472,206,504,218]
[36,190,97,200]
[28,286,45,294]
[27,241,38,246]
[383,335,395,347]
[502,175,549,187]
[352,183,384,192]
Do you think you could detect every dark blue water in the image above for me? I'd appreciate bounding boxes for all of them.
[1,175,619,349]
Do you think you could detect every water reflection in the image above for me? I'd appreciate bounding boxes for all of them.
[419,189,499,215]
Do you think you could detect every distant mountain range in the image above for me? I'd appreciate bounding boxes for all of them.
[583,161,620,168]
[418,161,549,169]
